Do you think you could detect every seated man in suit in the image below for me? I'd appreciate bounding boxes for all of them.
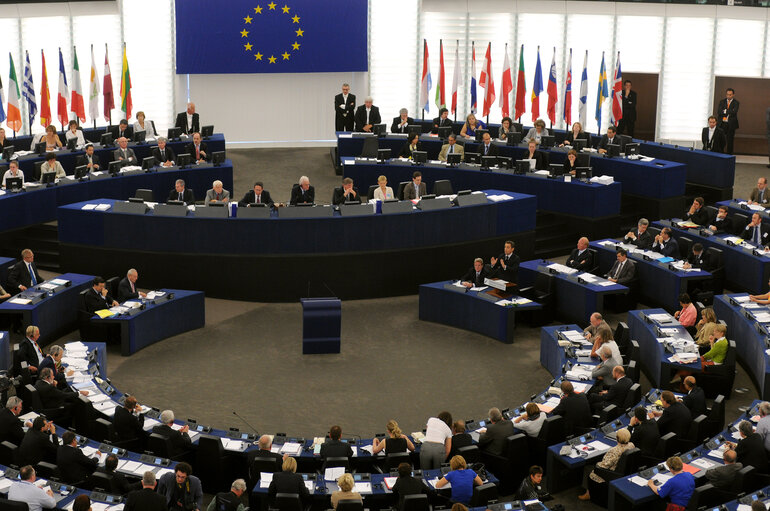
[17,325,45,377]
[57,430,100,484]
[168,179,195,204]
[238,181,274,208]
[98,454,141,495]
[551,381,592,437]
[681,376,706,418]
[204,179,230,205]
[477,407,515,456]
[432,107,452,134]
[702,116,726,153]
[187,132,209,163]
[290,175,315,205]
[605,248,635,285]
[490,240,520,284]
[157,463,203,511]
[0,397,29,446]
[438,133,464,162]
[152,410,192,456]
[589,365,632,412]
[742,213,770,250]
[590,346,622,389]
[683,243,712,271]
[623,218,653,249]
[251,434,284,471]
[685,197,710,225]
[113,396,147,446]
[391,108,414,133]
[113,137,137,167]
[151,137,176,168]
[175,102,200,135]
[320,425,354,461]
[708,205,733,234]
[479,132,499,157]
[117,268,147,302]
[728,420,770,473]
[461,258,490,288]
[354,97,381,132]
[583,312,609,341]
[749,177,770,208]
[566,237,594,270]
[629,406,660,458]
[213,479,249,511]
[403,171,426,201]
[125,471,166,511]
[40,152,66,178]
[34,367,86,423]
[705,450,742,490]
[597,126,621,154]
[84,276,119,313]
[8,248,43,292]
[650,390,691,438]
[110,119,133,141]
[75,144,101,171]
[17,416,58,467]
[332,177,360,205]
[652,227,680,257]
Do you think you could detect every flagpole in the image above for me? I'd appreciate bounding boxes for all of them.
[550,46,554,131]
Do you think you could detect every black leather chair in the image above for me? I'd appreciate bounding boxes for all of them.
[614,322,630,354]
[271,493,303,511]
[105,276,119,299]
[84,471,113,492]
[697,340,736,398]
[248,456,281,493]
[91,417,115,443]
[147,432,179,460]
[480,433,527,495]
[626,360,639,384]
[519,273,556,325]
[337,500,364,511]
[397,181,410,200]
[676,414,709,452]
[196,434,227,493]
[732,213,749,235]
[469,482,498,507]
[0,441,18,467]
[433,180,453,196]
[705,395,725,437]
[366,185,378,202]
[21,383,67,423]
[678,236,693,260]
[0,500,30,511]
[456,445,480,464]
[529,416,564,467]
[385,452,411,471]
[706,247,725,294]
[624,383,642,411]
[402,494,430,511]
[685,483,722,510]
[589,447,641,507]
[323,456,351,472]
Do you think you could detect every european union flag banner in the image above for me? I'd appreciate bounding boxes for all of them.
[175,0,368,74]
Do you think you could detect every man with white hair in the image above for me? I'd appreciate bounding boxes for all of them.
[152,136,176,167]
[151,410,191,456]
[391,107,414,133]
[334,83,356,131]
[124,471,166,510]
[175,102,200,135]
[208,479,248,511]
[0,396,27,445]
[205,179,231,205]
[477,407,515,456]
[290,175,315,205]
[118,268,147,302]
[113,137,137,167]
[354,96,381,132]
[168,179,195,204]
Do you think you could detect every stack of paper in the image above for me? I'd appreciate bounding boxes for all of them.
[325,467,345,481]
[547,263,578,275]
[259,472,274,488]
[537,396,562,413]
[690,458,719,470]
[8,297,32,305]
[428,478,448,489]
[222,438,248,452]
[280,442,303,455]
[487,194,514,202]
[353,482,372,493]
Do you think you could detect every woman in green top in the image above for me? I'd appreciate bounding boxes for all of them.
[702,323,728,364]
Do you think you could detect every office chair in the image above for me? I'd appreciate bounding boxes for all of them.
[433,179,453,196]
[402,494,430,511]
[272,493,303,511]
[469,482,498,507]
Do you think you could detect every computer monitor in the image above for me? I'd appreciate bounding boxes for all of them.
[511,122,523,133]
[212,151,226,166]
[201,125,214,138]
[142,156,156,171]
[480,156,496,170]
[549,163,564,175]
[497,156,512,169]
[377,148,391,162]
[2,146,14,160]
[474,129,489,142]
[506,132,522,145]
[446,153,461,166]
[571,138,586,151]
[465,152,480,164]
[437,126,452,140]
[40,172,56,185]
[514,160,530,174]
[625,143,640,155]
[176,153,192,168]
[167,127,182,140]
[412,150,427,164]
[372,124,386,136]
[5,177,22,191]
[74,165,89,180]
[100,133,113,147]
[607,143,621,157]
[576,167,592,179]
[108,160,122,175]
[420,194,436,200]
[133,130,146,143]
[34,141,47,155]
[540,135,555,148]
[406,124,422,134]
[576,153,591,167]
[66,137,78,151]
[457,190,471,196]
[128,197,145,203]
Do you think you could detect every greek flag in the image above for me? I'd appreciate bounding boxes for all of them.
[22,50,37,128]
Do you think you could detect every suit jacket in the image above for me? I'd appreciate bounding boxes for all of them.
[682,386,706,418]
[204,188,231,206]
[438,143,464,162]
[598,134,623,152]
[657,402,691,437]
[402,182,427,201]
[113,405,146,442]
[75,153,101,169]
[431,116,453,134]
[492,253,520,283]
[157,471,203,510]
[391,116,415,134]
[290,185,315,205]
[702,126,726,153]
[34,379,77,409]
[479,142,499,157]
[602,376,633,409]
[742,223,770,248]
[478,420,515,456]
[591,355,622,385]
[621,90,637,122]
[736,433,769,472]
[152,424,192,456]
[709,212,733,234]
[110,126,134,140]
[334,93,356,124]
[551,393,593,435]
[97,468,141,495]
[686,207,710,226]
[117,277,139,302]
[354,105,381,132]
[268,471,311,504]
[17,337,44,370]
[652,238,679,258]
[239,190,274,208]
[186,141,210,161]
[83,287,116,313]
[750,187,770,208]
[57,444,99,484]
[151,146,176,165]
[623,229,654,250]
[8,260,43,291]
[113,147,137,166]
[461,266,491,287]
[717,97,739,130]
[448,433,473,460]
[705,463,743,490]
[168,188,195,204]
[332,186,361,206]
[564,131,589,145]
[523,151,547,171]
[398,142,420,158]
[566,248,594,270]
[39,355,66,388]
[0,408,25,445]
[124,487,167,511]
[249,448,283,472]
[175,112,200,135]
[605,259,635,285]
[320,439,354,459]
[687,251,712,272]
[629,419,660,457]
[17,428,58,466]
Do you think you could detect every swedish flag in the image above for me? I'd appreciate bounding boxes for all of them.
[595,52,609,132]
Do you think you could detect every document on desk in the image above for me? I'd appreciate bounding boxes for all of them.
[628,475,650,487]
[8,297,32,305]
[384,476,398,489]
[428,478,449,489]
[537,396,562,413]
[325,467,345,481]
[354,482,372,494]
[598,240,618,247]
[81,446,108,464]
[668,352,699,364]
[547,263,578,275]
[143,417,161,431]
[280,442,303,455]
[487,194,514,202]
[470,286,488,292]
[733,294,752,303]
[170,423,199,441]
[82,203,98,210]
[95,309,116,319]
[0,478,12,492]
[86,392,111,404]
[118,460,144,476]
[260,472,274,488]
[222,438,248,452]
[690,457,719,470]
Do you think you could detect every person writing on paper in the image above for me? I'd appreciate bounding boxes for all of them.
[583,312,609,341]
[118,268,147,302]
[7,465,56,511]
[434,455,483,505]
[708,206,733,234]
[57,430,100,484]
[683,243,711,271]
[399,132,421,159]
[577,428,634,501]
[372,419,415,454]
[673,293,696,327]
[40,152,66,178]
[65,121,86,146]
[513,402,546,438]
[2,159,24,188]
[39,345,74,388]
[152,137,176,167]
[524,140,546,170]
[490,240,520,284]
[591,346,621,386]
[605,248,635,285]
[561,121,586,147]
[461,258,490,288]
[623,218,653,249]
[551,381,592,437]
[498,117,516,141]
[704,450,742,490]
[432,107,452,134]
[647,456,695,509]
[460,113,486,139]
[43,124,63,151]
[204,180,230,205]
[726,420,769,473]
[133,111,156,139]
[652,227,679,258]
[742,213,770,250]
[331,473,363,509]
[523,119,549,144]
[83,276,119,313]
[562,149,579,176]
[438,134,464,162]
[749,177,770,208]
[373,175,394,201]
[628,406,660,458]
[403,171,426,201]
[685,197,709,225]
[391,108,414,134]
[114,137,137,167]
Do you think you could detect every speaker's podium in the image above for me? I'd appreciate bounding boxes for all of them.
[301,298,341,354]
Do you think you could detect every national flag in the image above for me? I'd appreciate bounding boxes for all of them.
[435,40,446,111]
[499,44,513,118]
[514,45,526,120]
[88,45,100,121]
[610,51,623,126]
[479,43,495,117]
[57,48,69,126]
[6,54,21,132]
[419,39,432,113]
[450,42,460,115]
[40,51,51,127]
[119,43,132,119]
[579,50,588,127]
[531,47,543,121]
[563,48,572,127]
[71,47,85,123]
[546,47,558,125]
[22,51,37,129]
[595,52,609,132]
[470,42,477,114]
[103,45,114,122]
[0,74,5,125]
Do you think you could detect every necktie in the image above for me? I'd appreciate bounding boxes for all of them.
[196,146,200,159]
[613,261,623,279]
[484,145,489,155]
[28,263,37,286]
[130,281,135,293]
[179,192,183,201]
[755,226,761,246]
[161,150,165,159]
[449,145,453,154]
[366,109,370,125]
[33,340,43,361]
[761,190,765,202]
[256,194,260,204]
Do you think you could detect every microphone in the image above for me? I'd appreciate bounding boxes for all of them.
[232,410,259,436]
[322,281,337,298]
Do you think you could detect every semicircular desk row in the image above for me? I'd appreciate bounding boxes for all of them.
[55,191,536,302]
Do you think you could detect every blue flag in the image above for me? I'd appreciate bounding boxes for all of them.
[22,51,36,128]
[595,52,609,132]
[175,0,367,74]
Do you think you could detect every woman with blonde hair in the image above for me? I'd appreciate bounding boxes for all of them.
[331,472,363,509]
[435,455,483,504]
[578,428,634,500]
[372,419,415,454]
[694,307,718,352]
[373,175,394,201]
[459,113,486,139]
[43,125,62,151]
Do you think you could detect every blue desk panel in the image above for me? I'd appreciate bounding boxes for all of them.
[0,257,15,290]
[82,341,108,377]
[718,199,770,228]
[0,331,8,371]
[540,324,582,379]
[639,141,735,189]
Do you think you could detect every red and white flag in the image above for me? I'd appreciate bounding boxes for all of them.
[450,42,460,115]
[57,48,69,126]
[419,39,432,112]
[478,43,495,117]
[611,51,623,126]
[499,44,512,118]
[70,46,85,123]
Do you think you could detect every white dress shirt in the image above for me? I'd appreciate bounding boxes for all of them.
[8,480,55,511]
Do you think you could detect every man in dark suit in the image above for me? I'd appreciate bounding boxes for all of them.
[597,126,621,154]
[117,269,146,302]
[616,80,637,137]
[83,276,119,314]
[432,107,453,134]
[681,376,706,418]
[109,119,133,141]
[75,144,101,171]
[168,179,195,204]
[97,454,141,495]
[730,420,769,472]
[152,409,192,456]
[651,391,691,437]
[334,84,356,132]
[391,108,415,133]
[151,137,176,168]
[354,97,381,132]
[461,258,491,288]
[491,240,520,284]
[605,248,635,285]
[17,325,45,375]
[238,181,274,208]
[8,248,43,292]
[749,177,770,208]
[17,416,58,466]
[175,102,200,135]
[214,479,249,511]
[250,435,284,472]
[551,381,592,437]
[685,197,710,225]
[629,406,660,457]
[623,218,654,249]
[705,450,743,490]
[332,177,360,205]
[113,137,137,167]
[402,171,426,201]
[652,228,680,258]
[57,430,100,484]
[187,132,209,163]
[0,397,27,445]
[708,206,733,234]
[684,244,712,272]
[320,425,354,461]
[113,396,147,445]
[290,176,315,205]
[35,367,83,411]
[477,407,515,456]
[702,116,726,153]
[742,213,770,249]
[124,471,167,511]
[479,132,499,157]
[717,88,739,155]
[566,237,594,270]
[590,366,633,411]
